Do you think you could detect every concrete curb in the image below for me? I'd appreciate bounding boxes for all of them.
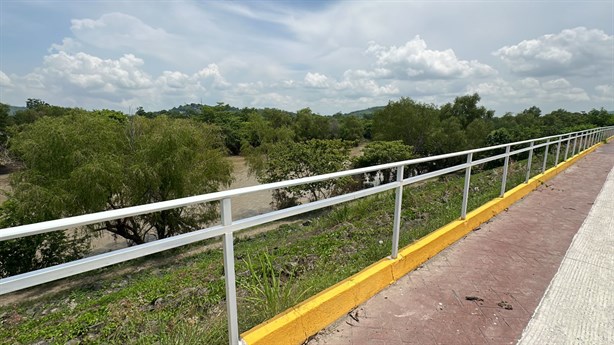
[241,142,604,345]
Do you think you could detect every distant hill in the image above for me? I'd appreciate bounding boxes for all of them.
[148,102,242,117]
[341,106,384,118]
[8,105,26,115]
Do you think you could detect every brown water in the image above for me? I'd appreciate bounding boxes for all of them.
[3,145,366,255]
[223,156,273,219]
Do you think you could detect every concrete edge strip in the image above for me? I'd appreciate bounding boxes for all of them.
[517,148,614,344]
[241,142,606,345]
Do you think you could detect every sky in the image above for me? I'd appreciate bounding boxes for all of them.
[0,0,613,115]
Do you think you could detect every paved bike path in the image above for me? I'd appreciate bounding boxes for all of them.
[308,143,614,345]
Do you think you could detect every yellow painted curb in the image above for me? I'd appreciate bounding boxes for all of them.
[241,142,604,345]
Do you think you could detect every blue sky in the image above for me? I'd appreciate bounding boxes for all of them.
[1,0,612,115]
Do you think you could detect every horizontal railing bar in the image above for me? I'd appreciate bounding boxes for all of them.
[0,225,228,294]
[1,127,611,242]
[231,182,396,232]
[402,162,469,185]
[0,182,396,294]
[472,152,509,166]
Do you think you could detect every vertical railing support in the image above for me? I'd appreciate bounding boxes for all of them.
[525,141,534,183]
[554,135,562,166]
[221,198,240,345]
[461,153,473,220]
[564,134,571,161]
[590,130,595,147]
[588,131,593,147]
[541,138,550,173]
[572,134,578,156]
[391,165,404,259]
[500,145,511,197]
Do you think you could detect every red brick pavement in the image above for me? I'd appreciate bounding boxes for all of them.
[309,143,614,345]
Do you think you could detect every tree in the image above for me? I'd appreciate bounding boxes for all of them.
[372,98,441,155]
[440,93,494,129]
[338,116,365,142]
[26,98,49,109]
[352,141,415,185]
[465,118,494,149]
[250,139,351,209]
[4,113,232,247]
[0,103,10,146]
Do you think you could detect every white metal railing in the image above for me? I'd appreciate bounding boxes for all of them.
[1,125,613,344]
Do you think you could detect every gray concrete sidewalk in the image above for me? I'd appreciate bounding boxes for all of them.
[518,162,614,344]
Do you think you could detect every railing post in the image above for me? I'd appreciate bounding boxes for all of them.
[577,132,582,153]
[541,138,550,173]
[554,135,562,166]
[590,130,595,147]
[572,133,578,156]
[525,141,534,183]
[500,145,511,197]
[588,131,593,147]
[564,134,571,161]
[221,198,240,345]
[391,165,404,259]
[461,153,473,220]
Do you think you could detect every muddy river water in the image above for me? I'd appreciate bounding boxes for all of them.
[2,145,365,254]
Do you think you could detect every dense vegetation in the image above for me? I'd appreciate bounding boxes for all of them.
[0,96,612,277]
[0,95,612,343]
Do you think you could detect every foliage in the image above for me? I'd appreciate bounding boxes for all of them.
[0,207,90,277]
[372,98,442,155]
[0,103,12,165]
[0,155,535,345]
[1,112,232,276]
[249,139,351,208]
[241,251,309,320]
[352,141,415,184]
[440,93,494,128]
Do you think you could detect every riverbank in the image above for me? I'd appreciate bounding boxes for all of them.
[0,154,536,345]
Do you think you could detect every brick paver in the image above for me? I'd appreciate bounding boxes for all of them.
[308,143,614,345]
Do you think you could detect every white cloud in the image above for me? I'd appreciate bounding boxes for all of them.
[494,27,613,77]
[333,78,399,97]
[195,64,230,89]
[41,51,153,90]
[467,77,590,107]
[365,37,497,80]
[304,72,330,88]
[156,71,190,90]
[593,84,614,102]
[69,12,201,64]
[0,71,12,88]
[48,37,82,53]
[3,50,234,110]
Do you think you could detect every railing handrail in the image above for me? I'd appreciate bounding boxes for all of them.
[1,124,613,345]
[1,126,610,242]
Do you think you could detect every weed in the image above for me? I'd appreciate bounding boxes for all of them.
[240,251,309,322]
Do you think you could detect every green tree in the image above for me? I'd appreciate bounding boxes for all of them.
[1,113,232,276]
[0,103,10,146]
[352,141,415,184]
[465,118,494,149]
[440,93,494,129]
[250,139,351,209]
[372,98,441,155]
[338,115,365,142]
